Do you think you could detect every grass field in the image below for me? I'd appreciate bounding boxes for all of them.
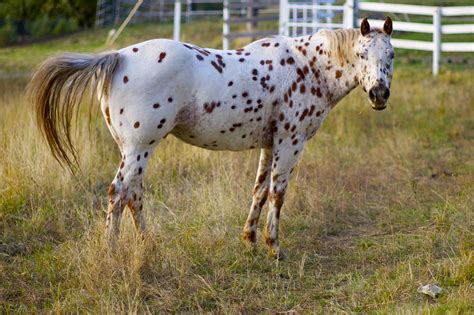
[1,20,473,313]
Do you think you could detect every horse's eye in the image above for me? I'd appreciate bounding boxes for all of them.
[389,52,395,59]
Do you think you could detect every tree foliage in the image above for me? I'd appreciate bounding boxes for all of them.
[0,0,96,45]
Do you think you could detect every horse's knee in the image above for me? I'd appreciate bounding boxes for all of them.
[108,183,120,206]
[268,190,285,210]
[107,179,127,207]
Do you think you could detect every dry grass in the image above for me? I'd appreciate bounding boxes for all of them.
[1,23,473,313]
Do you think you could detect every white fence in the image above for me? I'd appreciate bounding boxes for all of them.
[355,1,474,75]
[172,0,474,74]
[278,0,474,75]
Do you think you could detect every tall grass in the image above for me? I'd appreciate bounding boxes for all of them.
[1,30,473,312]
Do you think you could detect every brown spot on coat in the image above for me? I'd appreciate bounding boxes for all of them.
[300,84,306,94]
[158,52,166,62]
[204,102,217,113]
[258,171,268,184]
[108,183,115,201]
[105,107,111,125]
[211,61,223,73]
[299,108,309,121]
[316,87,322,98]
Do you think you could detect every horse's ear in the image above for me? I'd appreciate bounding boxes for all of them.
[383,16,393,36]
[360,18,370,36]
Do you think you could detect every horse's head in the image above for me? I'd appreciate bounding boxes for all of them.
[356,17,394,111]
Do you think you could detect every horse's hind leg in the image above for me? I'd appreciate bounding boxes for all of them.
[243,148,272,244]
[125,147,155,233]
[105,144,156,243]
[106,168,126,244]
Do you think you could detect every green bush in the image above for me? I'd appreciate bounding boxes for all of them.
[0,18,17,46]
[52,17,78,36]
[30,14,55,38]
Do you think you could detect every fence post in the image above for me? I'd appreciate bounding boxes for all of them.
[114,0,122,25]
[186,0,192,23]
[433,8,441,75]
[343,0,358,28]
[159,0,164,21]
[279,0,289,35]
[173,0,181,41]
[223,0,229,50]
[247,0,253,33]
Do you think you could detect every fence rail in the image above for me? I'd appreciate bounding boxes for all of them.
[223,0,280,49]
[355,0,474,74]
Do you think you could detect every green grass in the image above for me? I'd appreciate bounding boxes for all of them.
[0,20,473,313]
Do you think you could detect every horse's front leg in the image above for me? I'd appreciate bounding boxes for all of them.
[243,148,272,244]
[264,136,305,259]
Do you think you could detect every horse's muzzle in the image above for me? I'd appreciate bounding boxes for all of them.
[369,84,390,110]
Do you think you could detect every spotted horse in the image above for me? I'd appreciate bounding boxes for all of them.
[28,18,394,259]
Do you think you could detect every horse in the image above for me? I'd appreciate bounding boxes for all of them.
[28,17,394,259]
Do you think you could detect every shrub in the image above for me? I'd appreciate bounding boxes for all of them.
[30,14,55,38]
[52,17,78,36]
[0,17,17,46]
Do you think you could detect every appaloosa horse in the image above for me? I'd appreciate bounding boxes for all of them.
[28,18,394,258]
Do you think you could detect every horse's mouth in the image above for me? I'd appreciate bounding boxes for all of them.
[371,104,387,111]
[369,98,387,111]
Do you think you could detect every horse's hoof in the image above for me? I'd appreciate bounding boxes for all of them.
[242,230,257,245]
[271,247,287,260]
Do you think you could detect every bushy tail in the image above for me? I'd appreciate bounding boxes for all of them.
[27,52,121,172]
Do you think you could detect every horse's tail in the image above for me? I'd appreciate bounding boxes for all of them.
[27,51,121,172]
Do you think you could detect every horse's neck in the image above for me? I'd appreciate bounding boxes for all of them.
[303,32,360,105]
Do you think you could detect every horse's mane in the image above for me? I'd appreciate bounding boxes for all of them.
[318,28,360,66]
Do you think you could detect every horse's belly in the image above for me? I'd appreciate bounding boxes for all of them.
[171,119,271,151]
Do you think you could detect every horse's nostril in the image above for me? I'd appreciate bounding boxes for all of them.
[383,89,390,99]
[369,89,375,99]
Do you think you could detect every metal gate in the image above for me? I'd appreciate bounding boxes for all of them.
[279,0,352,37]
